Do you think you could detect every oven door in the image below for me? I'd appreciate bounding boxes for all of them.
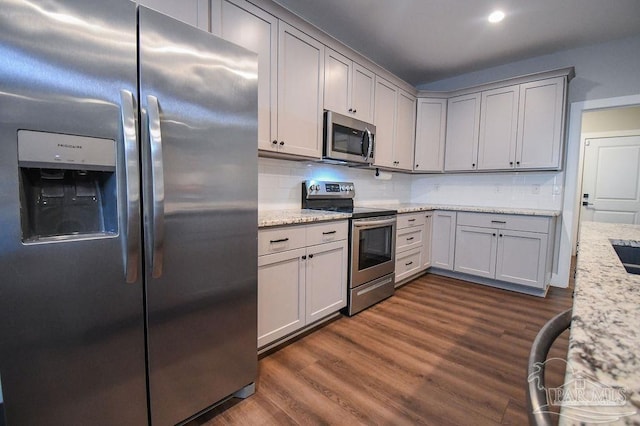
[350,216,396,288]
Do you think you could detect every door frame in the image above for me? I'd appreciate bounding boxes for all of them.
[554,94,640,288]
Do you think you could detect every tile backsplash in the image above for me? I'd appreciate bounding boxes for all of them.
[259,157,564,211]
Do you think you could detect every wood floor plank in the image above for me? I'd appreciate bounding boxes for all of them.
[198,272,573,425]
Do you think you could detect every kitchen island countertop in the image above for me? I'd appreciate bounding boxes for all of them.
[259,209,350,228]
[559,221,640,424]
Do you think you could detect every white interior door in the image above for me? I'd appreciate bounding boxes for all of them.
[581,135,640,223]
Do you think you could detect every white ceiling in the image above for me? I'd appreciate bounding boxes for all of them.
[273,0,640,86]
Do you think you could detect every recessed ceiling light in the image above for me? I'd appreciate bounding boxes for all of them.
[488,10,505,23]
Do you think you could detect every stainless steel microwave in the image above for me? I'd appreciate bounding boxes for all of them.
[323,110,375,164]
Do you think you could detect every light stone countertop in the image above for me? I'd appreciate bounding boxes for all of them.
[559,221,640,425]
[365,203,561,217]
[258,209,350,228]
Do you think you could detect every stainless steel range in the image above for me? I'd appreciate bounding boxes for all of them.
[302,181,397,315]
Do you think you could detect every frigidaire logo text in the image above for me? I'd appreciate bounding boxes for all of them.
[57,143,82,149]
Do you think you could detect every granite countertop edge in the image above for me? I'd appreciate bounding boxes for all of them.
[259,204,561,227]
[559,221,640,425]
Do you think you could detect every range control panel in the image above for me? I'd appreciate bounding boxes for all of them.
[304,180,355,199]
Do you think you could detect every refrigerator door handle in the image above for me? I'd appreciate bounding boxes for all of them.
[120,90,140,283]
[147,95,165,278]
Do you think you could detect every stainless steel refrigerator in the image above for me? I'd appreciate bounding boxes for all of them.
[0,1,258,425]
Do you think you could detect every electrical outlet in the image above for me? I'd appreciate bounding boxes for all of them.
[532,184,540,194]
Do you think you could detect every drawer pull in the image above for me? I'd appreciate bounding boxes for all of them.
[405,261,413,266]
[269,238,289,243]
[491,220,507,224]
[408,218,416,222]
[322,230,337,235]
[406,237,414,241]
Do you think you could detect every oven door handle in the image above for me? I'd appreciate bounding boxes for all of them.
[353,217,396,228]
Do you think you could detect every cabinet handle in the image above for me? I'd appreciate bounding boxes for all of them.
[408,218,416,222]
[272,140,278,145]
[301,255,306,260]
[405,261,413,266]
[416,164,419,168]
[492,233,496,237]
[510,161,513,166]
[348,108,353,112]
[322,230,337,235]
[472,163,476,168]
[516,161,520,166]
[491,220,506,224]
[309,254,314,258]
[499,234,503,237]
[279,141,285,146]
[353,109,357,113]
[406,237,414,241]
[269,237,289,243]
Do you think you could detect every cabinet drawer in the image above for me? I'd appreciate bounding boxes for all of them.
[456,212,551,233]
[396,226,423,252]
[306,221,348,246]
[395,247,422,281]
[397,212,426,229]
[258,225,306,256]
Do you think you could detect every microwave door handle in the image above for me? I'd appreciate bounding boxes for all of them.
[147,95,165,279]
[119,89,140,284]
[362,128,373,160]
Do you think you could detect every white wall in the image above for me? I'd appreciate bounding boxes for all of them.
[418,35,640,104]
[411,172,563,210]
[258,157,412,210]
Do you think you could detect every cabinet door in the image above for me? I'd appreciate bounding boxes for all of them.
[394,90,416,170]
[454,226,497,278]
[496,230,548,288]
[277,21,324,158]
[138,0,208,29]
[516,76,565,169]
[422,213,433,269]
[324,48,351,115]
[431,211,456,270]
[478,85,519,170]
[444,93,480,171]
[305,240,347,324]
[257,248,305,347]
[373,77,397,168]
[351,63,375,123]
[414,98,446,172]
[216,0,277,151]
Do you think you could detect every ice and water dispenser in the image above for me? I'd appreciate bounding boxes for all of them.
[18,130,118,242]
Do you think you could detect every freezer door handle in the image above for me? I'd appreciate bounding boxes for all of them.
[147,95,165,278]
[120,90,140,283]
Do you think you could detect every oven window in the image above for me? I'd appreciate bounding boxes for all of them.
[358,225,392,270]
[332,124,363,155]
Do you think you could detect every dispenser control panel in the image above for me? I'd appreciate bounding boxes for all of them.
[18,130,115,171]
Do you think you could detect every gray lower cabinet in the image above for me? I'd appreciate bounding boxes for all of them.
[257,221,348,348]
[431,211,457,270]
[453,212,554,289]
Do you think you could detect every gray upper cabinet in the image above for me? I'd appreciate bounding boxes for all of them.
[477,84,519,170]
[444,92,480,172]
[414,98,446,172]
[212,0,278,152]
[324,48,375,123]
[516,76,566,170]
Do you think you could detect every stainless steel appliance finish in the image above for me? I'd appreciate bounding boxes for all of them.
[302,180,396,315]
[323,110,375,164]
[350,215,396,288]
[0,2,258,425]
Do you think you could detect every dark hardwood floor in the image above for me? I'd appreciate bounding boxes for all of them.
[196,273,573,425]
